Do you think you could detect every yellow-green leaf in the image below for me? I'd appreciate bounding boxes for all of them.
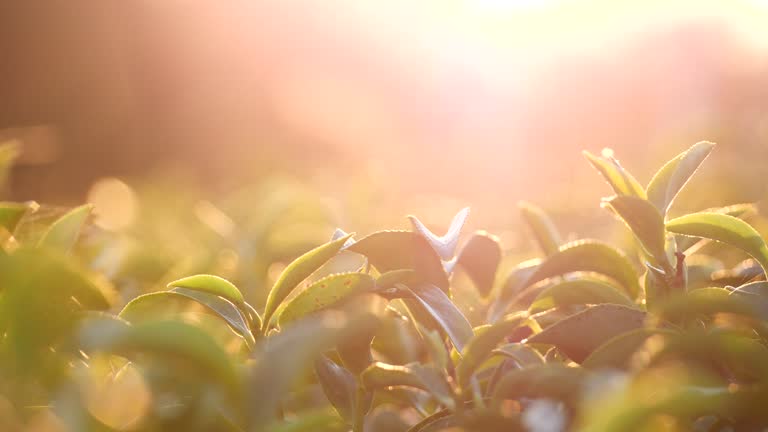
[529,278,635,314]
[361,362,455,409]
[602,195,667,264]
[583,149,646,198]
[456,313,527,389]
[519,201,562,256]
[646,141,715,215]
[666,212,768,274]
[262,233,354,331]
[278,273,375,327]
[37,204,94,252]
[167,274,245,309]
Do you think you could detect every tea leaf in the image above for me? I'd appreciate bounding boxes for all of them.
[262,233,354,331]
[348,231,449,291]
[529,278,635,314]
[168,274,246,309]
[491,343,545,367]
[278,273,375,327]
[666,212,768,274]
[526,304,647,363]
[81,319,241,397]
[583,149,646,198]
[455,231,501,297]
[519,201,562,256]
[582,328,677,370]
[492,364,585,406]
[488,258,542,322]
[646,141,715,215]
[171,287,256,347]
[0,201,35,233]
[729,281,768,320]
[602,195,667,263]
[456,313,528,389]
[361,362,455,409]
[314,355,357,423]
[37,204,93,252]
[527,240,640,299]
[407,207,470,260]
[406,283,474,353]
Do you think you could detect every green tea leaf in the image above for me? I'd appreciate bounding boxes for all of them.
[488,258,542,322]
[519,201,562,256]
[602,196,667,263]
[167,274,246,309]
[348,230,449,291]
[37,204,94,252]
[646,141,715,215]
[278,273,375,327]
[407,207,470,260]
[526,304,647,363]
[314,355,357,423]
[456,313,527,389]
[654,287,760,324]
[119,290,255,347]
[0,201,35,233]
[81,319,241,397]
[491,343,545,367]
[361,362,455,409]
[666,212,768,274]
[526,240,640,299]
[262,233,354,331]
[583,149,646,198]
[582,328,677,370]
[455,231,501,297]
[729,281,768,320]
[406,284,474,353]
[492,364,585,406]
[529,278,635,314]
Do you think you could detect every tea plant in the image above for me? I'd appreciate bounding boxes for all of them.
[0,141,767,431]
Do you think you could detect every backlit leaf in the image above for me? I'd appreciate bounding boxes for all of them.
[519,201,562,256]
[455,231,501,297]
[583,149,646,198]
[407,207,470,260]
[646,141,715,215]
[278,273,375,327]
[529,278,635,314]
[37,204,94,252]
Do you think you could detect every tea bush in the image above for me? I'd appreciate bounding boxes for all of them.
[1,141,767,431]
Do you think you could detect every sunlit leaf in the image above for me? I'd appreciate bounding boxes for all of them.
[602,195,667,263]
[519,201,562,256]
[80,319,241,398]
[0,201,36,234]
[314,355,357,423]
[455,231,501,297]
[666,212,768,274]
[361,362,455,409]
[491,343,545,367]
[492,364,586,406]
[653,287,760,324]
[582,328,677,370]
[37,204,94,252]
[488,258,542,322]
[529,278,635,314]
[526,240,640,299]
[278,273,375,327]
[729,281,768,320]
[646,141,715,215]
[167,274,246,309]
[262,233,354,331]
[583,149,646,198]
[456,313,528,389]
[405,284,474,353]
[526,304,647,363]
[407,207,470,260]
[171,287,256,347]
[348,230,449,291]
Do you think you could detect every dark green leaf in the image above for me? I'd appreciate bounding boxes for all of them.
[406,284,474,353]
[348,230,449,291]
[455,231,501,297]
[519,201,562,256]
[361,362,455,409]
[262,233,354,331]
[583,149,646,198]
[314,355,357,423]
[529,278,635,314]
[646,141,715,215]
[666,212,768,274]
[526,304,647,363]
